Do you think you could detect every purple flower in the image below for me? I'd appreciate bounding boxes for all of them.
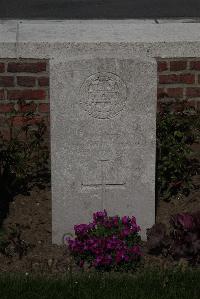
[65,210,141,270]
[103,254,112,265]
[103,219,113,229]
[74,224,89,236]
[120,228,131,238]
[115,250,127,263]
[131,216,136,225]
[67,238,84,254]
[86,238,97,247]
[93,210,107,224]
[130,223,141,233]
[93,248,104,256]
[88,222,96,230]
[83,243,89,251]
[122,216,130,225]
[106,236,120,250]
[92,255,104,267]
[124,255,130,262]
[93,254,112,267]
[129,245,142,256]
[86,238,105,255]
[111,216,120,227]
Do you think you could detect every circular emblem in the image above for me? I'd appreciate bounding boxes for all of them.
[80,72,127,119]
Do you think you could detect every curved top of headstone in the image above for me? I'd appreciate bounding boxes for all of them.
[1,0,200,19]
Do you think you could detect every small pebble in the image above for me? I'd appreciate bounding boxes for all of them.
[48,259,53,267]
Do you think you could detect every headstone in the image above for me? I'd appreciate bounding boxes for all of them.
[51,56,156,243]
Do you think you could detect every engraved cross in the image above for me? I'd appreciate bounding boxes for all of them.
[81,159,126,209]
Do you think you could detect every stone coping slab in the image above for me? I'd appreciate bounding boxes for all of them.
[1,21,200,59]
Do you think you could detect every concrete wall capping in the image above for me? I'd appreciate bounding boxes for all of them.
[1,21,200,59]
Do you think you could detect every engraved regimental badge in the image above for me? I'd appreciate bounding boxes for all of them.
[80,72,127,119]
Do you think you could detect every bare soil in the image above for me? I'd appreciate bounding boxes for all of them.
[0,145,199,277]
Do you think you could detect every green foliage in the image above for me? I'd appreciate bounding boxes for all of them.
[0,102,50,197]
[0,101,50,227]
[156,100,200,200]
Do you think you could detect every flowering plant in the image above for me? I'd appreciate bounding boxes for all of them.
[64,210,142,272]
[147,211,200,265]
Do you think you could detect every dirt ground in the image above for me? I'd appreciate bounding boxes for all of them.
[0,183,199,277]
[0,145,199,277]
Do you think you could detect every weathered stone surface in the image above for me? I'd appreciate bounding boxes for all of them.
[51,57,156,243]
[2,20,200,244]
[0,21,17,57]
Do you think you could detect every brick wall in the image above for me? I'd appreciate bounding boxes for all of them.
[0,59,49,140]
[0,58,199,140]
[157,58,200,113]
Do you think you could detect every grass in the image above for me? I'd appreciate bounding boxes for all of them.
[0,267,200,299]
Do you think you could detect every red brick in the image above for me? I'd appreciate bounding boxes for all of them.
[38,103,49,113]
[10,115,43,126]
[7,62,46,73]
[9,116,26,126]
[19,102,37,113]
[159,74,178,84]
[0,90,5,100]
[27,116,43,125]
[38,77,49,87]
[170,61,187,71]
[8,90,46,100]
[159,74,195,84]
[0,76,14,87]
[186,88,200,97]
[17,76,36,87]
[180,74,195,84]
[166,88,183,98]
[0,63,5,73]
[157,61,168,72]
[0,104,14,113]
[190,61,200,70]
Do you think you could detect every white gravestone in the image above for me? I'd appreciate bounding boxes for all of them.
[1,21,200,245]
[51,56,156,243]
